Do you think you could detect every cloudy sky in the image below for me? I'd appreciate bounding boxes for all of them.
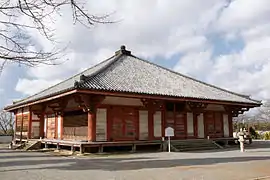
[1,0,270,108]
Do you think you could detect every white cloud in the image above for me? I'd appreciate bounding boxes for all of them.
[14,0,225,95]
[15,79,61,96]
[2,0,270,107]
[174,50,213,77]
[217,0,270,33]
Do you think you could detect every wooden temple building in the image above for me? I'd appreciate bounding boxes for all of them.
[5,46,261,153]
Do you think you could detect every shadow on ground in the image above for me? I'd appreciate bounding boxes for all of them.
[1,153,270,172]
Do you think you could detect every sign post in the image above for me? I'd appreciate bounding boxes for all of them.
[165,127,174,153]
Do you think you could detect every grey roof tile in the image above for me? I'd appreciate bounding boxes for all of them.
[6,47,261,109]
[78,54,260,104]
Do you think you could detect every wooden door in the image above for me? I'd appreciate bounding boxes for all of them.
[214,113,223,138]
[46,114,56,139]
[175,112,186,138]
[204,112,223,138]
[110,107,138,141]
[205,113,215,138]
[165,111,186,139]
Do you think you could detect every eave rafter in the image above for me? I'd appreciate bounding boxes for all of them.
[47,98,68,115]
[74,94,105,113]
[31,104,46,118]
[141,99,164,110]
[187,101,208,115]
[224,105,250,117]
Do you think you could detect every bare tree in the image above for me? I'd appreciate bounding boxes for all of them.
[256,100,270,122]
[0,0,114,73]
[0,109,14,135]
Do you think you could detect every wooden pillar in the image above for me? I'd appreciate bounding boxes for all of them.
[193,113,198,138]
[161,104,166,138]
[228,114,233,137]
[88,112,96,141]
[148,108,154,140]
[60,114,63,140]
[28,107,32,139]
[74,94,104,142]
[54,113,58,139]
[14,113,17,140]
[39,113,45,138]
[20,108,23,143]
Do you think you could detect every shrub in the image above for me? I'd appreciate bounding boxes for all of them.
[263,132,270,140]
[249,127,259,139]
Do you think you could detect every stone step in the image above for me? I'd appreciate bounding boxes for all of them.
[24,141,41,151]
[169,140,221,152]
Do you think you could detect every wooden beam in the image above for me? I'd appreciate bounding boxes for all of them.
[6,87,260,112]
[78,90,260,107]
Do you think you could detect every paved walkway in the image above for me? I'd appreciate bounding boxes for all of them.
[1,143,270,180]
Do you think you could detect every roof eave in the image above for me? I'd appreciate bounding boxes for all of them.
[4,88,77,111]
[77,89,262,107]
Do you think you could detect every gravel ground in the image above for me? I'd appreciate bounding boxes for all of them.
[1,143,270,180]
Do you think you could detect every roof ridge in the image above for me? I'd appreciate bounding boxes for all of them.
[14,54,117,104]
[76,53,124,88]
[130,54,261,104]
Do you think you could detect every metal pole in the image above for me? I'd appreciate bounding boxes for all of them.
[168,136,171,153]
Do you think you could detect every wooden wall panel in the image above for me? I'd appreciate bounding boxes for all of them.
[96,108,107,141]
[31,122,40,139]
[63,110,88,140]
[15,115,22,139]
[139,110,148,140]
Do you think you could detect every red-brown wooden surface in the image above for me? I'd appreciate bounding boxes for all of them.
[46,114,56,139]
[109,106,138,141]
[204,112,223,138]
[175,112,186,138]
[165,111,186,139]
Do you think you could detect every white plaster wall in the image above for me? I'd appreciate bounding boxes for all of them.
[154,111,162,137]
[197,113,204,138]
[139,110,148,140]
[223,114,229,137]
[187,112,194,136]
[205,104,225,111]
[57,115,61,139]
[96,108,107,141]
[102,96,143,106]
[44,116,47,137]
